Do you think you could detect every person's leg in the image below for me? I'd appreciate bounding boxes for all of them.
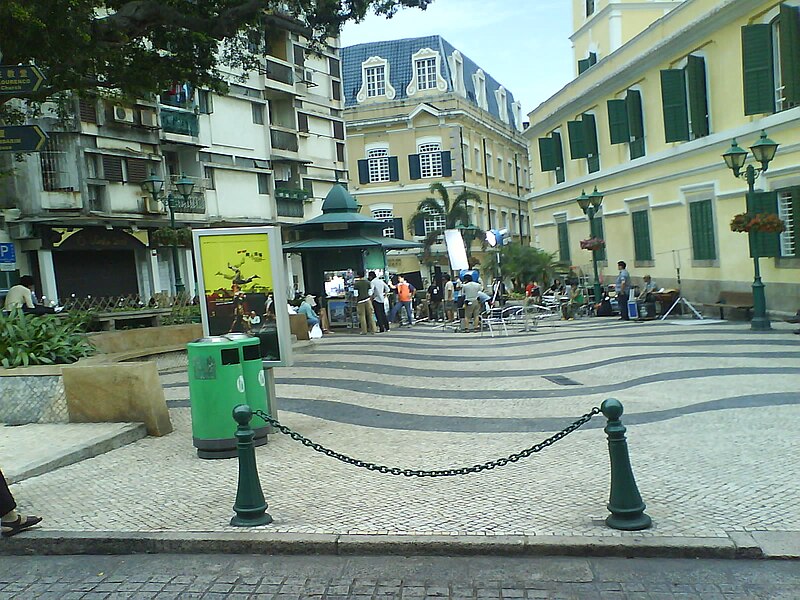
[472,303,481,331]
[0,470,16,518]
[619,292,629,320]
[372,301,387,332]
[365,300,377,333]
[403,301,413,325]
[356,302,368,334]
[1,469,41,538]
[388,301,400,324]
[308,316,320,328]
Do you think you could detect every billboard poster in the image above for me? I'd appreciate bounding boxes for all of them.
[193,226,292,367]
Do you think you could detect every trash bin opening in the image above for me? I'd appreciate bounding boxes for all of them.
[220,348,241,365]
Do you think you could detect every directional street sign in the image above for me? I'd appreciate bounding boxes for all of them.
[0,125,48,152]
[0,242,16,272]
[0,65,46,95]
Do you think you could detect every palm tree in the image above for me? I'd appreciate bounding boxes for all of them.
[408,183,483,263]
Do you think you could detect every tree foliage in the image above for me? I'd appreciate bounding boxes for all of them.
[0,0,433,108]
[499,244,557,291]
[407,183,483,262]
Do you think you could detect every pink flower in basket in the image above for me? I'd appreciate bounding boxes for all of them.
[580,237,605,251]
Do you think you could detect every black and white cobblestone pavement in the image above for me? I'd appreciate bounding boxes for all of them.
[5,318,800,545]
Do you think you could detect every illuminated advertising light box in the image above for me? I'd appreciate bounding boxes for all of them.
[192,226,292,367]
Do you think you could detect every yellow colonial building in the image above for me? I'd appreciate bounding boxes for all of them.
[526,0,799,315]
[342,36,531,277]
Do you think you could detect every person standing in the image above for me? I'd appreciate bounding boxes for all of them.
[461,274,483,333]
[427,278,443,322]
[353,271,377,334]
[1,469,42,538]
[616,261,631,321]
[388,275,415,326]
[443,274,456,322]
[368,272,390,333]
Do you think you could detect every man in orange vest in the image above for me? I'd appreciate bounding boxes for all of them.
[388,275,415,327]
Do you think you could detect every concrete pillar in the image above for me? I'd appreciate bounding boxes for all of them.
[181,248,196,297]
[37,249,59,304]
[149,250,162,297]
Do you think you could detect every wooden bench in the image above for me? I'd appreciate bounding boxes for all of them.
[702,291,754,321]
[92,308,173,331]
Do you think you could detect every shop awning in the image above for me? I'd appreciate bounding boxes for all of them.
[283,235,422,252]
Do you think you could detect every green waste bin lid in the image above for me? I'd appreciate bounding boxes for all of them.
[192,336,231,344]
[223,333,255,341]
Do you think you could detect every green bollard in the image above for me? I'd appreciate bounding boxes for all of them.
[230,404,273,527]
[601,398,652,531]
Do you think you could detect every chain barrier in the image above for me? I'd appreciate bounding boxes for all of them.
[251,407,601,478]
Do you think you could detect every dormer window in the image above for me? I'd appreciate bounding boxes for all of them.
[357,56,396,103]
[406,48,447,96]
[586,0,595,18]
[495,86,509,124]
[448,50,466,97]
[472,69,488,110]
[512,101,524,132]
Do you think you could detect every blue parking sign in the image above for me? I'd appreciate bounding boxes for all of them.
[0,242,16,265]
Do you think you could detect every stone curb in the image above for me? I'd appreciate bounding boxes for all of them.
[5,424,148,485]
[3,530,796,560]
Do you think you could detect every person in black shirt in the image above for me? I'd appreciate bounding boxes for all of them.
[427,278,443,321]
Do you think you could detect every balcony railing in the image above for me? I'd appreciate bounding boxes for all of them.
[264,59,294,85]
[166,174,209,214]
[276,198,304,218]
[275,187,310,201]
[270,128,298,152]
[161,108,199,137]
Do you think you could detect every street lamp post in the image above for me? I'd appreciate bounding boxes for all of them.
[722,131,779,331]
[142,172,196,295]
[576,187,604,302]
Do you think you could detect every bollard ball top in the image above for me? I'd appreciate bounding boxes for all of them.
[232,404,253,425]
[600,398,624,420]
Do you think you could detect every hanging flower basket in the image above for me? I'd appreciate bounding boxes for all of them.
[580,237,605,252]
[730,213,785,234]
[150,227,193,248]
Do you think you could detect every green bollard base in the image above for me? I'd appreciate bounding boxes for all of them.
[606,512,652,531]
[230,511,273,527]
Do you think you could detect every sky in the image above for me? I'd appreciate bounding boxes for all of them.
[340,0,575,117]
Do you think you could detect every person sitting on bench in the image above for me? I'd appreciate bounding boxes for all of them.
[3,276,61,315]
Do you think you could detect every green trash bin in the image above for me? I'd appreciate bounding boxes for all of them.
[187,336,255,459]
[224,333,270,444]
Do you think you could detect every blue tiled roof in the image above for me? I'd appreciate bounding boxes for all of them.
[342,36,519,130]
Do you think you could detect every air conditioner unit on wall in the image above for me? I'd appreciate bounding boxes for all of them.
[302,69,318,87]
[140,110,158,129]
[113,105,135,124]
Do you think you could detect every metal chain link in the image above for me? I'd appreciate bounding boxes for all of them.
[251,407,601,478]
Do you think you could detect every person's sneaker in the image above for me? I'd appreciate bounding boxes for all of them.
[1,515,42,538]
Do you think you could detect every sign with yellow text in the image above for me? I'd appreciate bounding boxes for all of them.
[193,227,292,367]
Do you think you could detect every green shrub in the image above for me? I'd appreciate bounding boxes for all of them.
[0,310,96,368]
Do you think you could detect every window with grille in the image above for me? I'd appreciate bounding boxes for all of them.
[415,57,437,90]
[778,188,796,257]
[372,208,395,237]
[423,206,446,238]
[365,66,386,97]
[367,148,390,183]
[40,136,72,191]
[418,142,442,178]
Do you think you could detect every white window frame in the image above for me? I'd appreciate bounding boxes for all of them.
[423,205,447,237]
[512,100,524,132]
[485,151,493,177]
[365,66,386,98]
[462,143,471,170]
[357,56,396,102]
[497,156,504,181]
[371,206,395,238]
[366,146,390,183]
[472,69,488,110]
[406,48,447,96]
[778,189,796,257]
[448,50,466,97]
[416,56,437,91]
[418,141,443,178]
[495,86,509,124]
[474,147,482,173]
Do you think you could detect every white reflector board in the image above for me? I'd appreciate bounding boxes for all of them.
[444,229,469,271]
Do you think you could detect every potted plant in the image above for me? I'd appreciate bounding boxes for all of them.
[580,237,606,252]
[730,212,785,234]
[150,227,193,248]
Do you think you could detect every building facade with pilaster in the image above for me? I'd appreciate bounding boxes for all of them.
[0,27,346,302]
[342,36,531,277]
[525,0,799,314]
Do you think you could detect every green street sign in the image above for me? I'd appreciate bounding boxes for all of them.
[0,65,46,95]
[0,125,48,152]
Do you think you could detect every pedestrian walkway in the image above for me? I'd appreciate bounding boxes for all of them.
[4,318,800,557]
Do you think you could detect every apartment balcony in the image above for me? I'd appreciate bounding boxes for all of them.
[160,107,199,137]
[166,174,209,214]
[270,126,298,157]
[263,57,297,99]
[275,187,309,218]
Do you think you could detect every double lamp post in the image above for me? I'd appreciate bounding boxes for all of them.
[142,172,196,295]
[576,186,604,302]
[722,131,779,331]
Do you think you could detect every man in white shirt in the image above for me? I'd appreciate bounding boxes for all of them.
[3,276,36,311]
[368,271,390,332]
[443,273,456,322]
[461,274,483,333]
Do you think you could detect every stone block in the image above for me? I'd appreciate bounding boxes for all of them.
[61,362,173,436]
[88,323,202,354]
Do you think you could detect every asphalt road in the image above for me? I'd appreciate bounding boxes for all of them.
[0,554,797,599]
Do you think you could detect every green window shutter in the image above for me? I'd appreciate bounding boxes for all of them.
[578,58,591,75]
[793,188,800,255]
[538,137,556,171]
[629,137,646,160]
[631,211,652,262]
[357,159,370,184]
[686,55,709,137]
[567,120,587,159]
[392,217,404,239]
[689,200,717,261]
[440,151,452,177]
[582,113,598,157]
[408,154,421,180]
[742,24,775,115]
[660,69,689,142]
[747,190,781,258]
[388,156,399,181]
[607,99,630,144]
[779,5,800,107]
[557,221,571,262]
[592,216,606,261]
[552,132,565,183]
[413,218,426,236]
[589,52,597,67]
[626,90,644,139]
